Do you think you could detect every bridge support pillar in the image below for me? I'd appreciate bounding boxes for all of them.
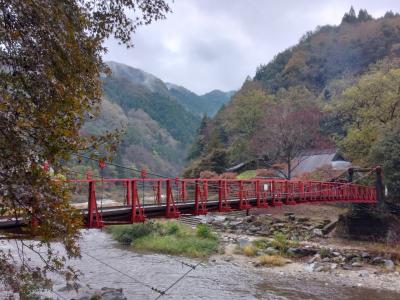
[194,180,207,215]
[218,180,231,212]
[166,179,180,218]
[131,180,145,223]
[125,180,131,206]
[87,181,102,228]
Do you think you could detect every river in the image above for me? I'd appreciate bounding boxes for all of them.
[23,230,396,300]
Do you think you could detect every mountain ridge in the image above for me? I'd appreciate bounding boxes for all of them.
[80,61,232,176]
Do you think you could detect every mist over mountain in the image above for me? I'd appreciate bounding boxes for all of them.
[80,62,233,176]
[166,83,234,117]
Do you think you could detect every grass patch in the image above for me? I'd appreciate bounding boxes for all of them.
[237,170,257,179]
[252,239,269,249]
[271,232,298,255]
[250,234,299,257]
[107,221,218,258]
[319,247,331,258]
[242,245,258,256]
[258,255,287,267]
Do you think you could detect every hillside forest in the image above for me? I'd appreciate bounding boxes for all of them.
[184,8,400,202]
[73,62,233,177]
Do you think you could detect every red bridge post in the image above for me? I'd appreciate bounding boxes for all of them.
[166,179,180,218]
[125,180,131,206]
[131,179,145,222]
[87,180,102,228]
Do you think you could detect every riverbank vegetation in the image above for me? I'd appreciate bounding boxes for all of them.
[107,221,218,258]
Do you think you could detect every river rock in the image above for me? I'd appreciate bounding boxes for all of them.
[298,217,310,223]
[372,257,384,265]
[305,263,316,272]
[296,247,318,257]
[352,262,362,267]
[248,226,261,234]
[383,259,395,271]
[361,252,371,260]
[322,257,331,263]
[58,282,82,292]
[342,264,352,270]
[221,236,230,243]
[308,254,321,264]
[265,247,279,255]
[359,270,370,278]
[100,287,127,300]
[238,237,250,248]
[285,213,296,221]
[313,229,323,236]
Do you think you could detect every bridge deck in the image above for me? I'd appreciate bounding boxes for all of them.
[0,177,377,229]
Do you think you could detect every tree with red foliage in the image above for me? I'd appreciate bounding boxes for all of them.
[251,87,330,179]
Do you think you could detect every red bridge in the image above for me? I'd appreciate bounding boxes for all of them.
[68,175,377,228]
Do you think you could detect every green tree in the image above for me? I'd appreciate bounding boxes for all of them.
[331,61,400,203]
[342,6,357,23]
[0,0,170,296]
[223,81,273,161]
[332,64,400,165]
[357,9,373,22]
[371,124,400,200]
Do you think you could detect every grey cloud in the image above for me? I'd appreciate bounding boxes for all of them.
[103,0,400,94]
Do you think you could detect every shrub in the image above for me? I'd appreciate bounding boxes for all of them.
[242,245,258,256]
[107,222,159,244]
[271,232,289,252]
[252,239,270,249]
[258,255,286,267]
[319,247,331,258]
[166,222,180,235]
[196,224,215,239]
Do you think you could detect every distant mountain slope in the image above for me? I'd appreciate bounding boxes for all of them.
[200,90,235,115]
[254,14,400,96]
[166,82,233,116]
[80,62,230,176]
[103,62,200,144]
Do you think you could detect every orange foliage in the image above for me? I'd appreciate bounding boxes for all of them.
[199,170,219,179]
[220,172,237,179]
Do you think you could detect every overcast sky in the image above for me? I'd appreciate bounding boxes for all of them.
[103,0,400,94]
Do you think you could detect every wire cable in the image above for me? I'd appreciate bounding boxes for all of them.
[82,251,165,295]
[154,260,203,299]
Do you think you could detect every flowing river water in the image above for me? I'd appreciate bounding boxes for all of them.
[2,230,400,299]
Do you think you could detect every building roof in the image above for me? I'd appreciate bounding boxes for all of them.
[226,162,246,172]
[291,149,350,177]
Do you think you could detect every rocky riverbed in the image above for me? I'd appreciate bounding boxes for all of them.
[188,206,400,294]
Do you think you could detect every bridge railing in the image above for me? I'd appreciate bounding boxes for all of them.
[64,177,376,228]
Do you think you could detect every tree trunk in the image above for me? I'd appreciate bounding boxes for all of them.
[287,156,291,180]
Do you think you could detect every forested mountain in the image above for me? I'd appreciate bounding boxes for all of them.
[78,62,231,176]
[166,83,234,116]
[184,7,400,199]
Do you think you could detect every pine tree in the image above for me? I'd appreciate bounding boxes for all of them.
[358,9,373,22]
[342,6,357,23]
